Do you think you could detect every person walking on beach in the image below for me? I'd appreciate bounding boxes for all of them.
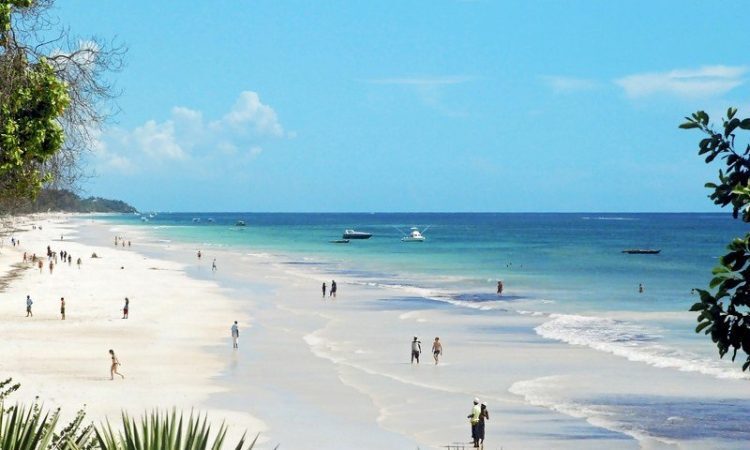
[122,298,129,319]
[478,402,489,448]
[467,397,481,448]
[109,349,125,380]
[60,297,65,320]
[212,258,217,272]
[411,336,422,364]
[497,280,504,295]
[432,337,443,364]
[197,250,202,260]
[231,321,239,349]
[49,260,54,274]
[76,257,81,269]
[322,282,327,298]
[38,259,43,273]
[25,295,33,317]
[330,280,337,298]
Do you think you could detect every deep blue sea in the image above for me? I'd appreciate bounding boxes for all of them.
[101,212,746,314]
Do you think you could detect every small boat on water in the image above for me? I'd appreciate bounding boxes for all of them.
[235,220,247,227]
[192,217,201,223]
[622,249,661,254]
[402,227,426,242]
[330,239,350,244]
[207,218,215,223]
[342,229,372,239]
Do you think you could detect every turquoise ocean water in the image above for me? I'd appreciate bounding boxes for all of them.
[101,212,745,313]
[96,212,750,445]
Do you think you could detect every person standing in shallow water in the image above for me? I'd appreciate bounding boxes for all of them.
[109,349,124,380]
[322,282,327,298]
[497,280,504,295]
[231,321,239,349]
[411,336,421,364]
[432,337,442,364]
[639,283,644,293]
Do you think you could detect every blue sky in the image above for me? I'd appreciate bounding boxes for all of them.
[56,1,750,212]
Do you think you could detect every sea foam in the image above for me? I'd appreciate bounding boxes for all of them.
[536,314,749,380]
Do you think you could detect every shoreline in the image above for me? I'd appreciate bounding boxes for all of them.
[0,214,266,445]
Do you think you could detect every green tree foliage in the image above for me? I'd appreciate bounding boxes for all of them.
[681,108,750,371]
[1,1,69,201]
[0,0,124,206]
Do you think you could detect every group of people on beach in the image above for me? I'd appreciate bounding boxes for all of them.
[196,250,218,272]
[114,236,131,247]
[23,293,129,322]
[410,336,443,365]
[468,397,490,448]
[321,280,337,298]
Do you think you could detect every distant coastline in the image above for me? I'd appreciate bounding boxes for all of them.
[2,189,137,214]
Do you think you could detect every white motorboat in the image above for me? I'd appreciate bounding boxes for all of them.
[401,227,426,242]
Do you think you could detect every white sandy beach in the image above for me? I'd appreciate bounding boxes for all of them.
[2,215,750,450]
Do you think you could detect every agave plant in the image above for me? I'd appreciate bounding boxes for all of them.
[93,410,256,450]
[0,401,59,450]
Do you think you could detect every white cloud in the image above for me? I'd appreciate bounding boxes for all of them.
[615,65,746,99]
[93,91,287,175]
[540,76,600,93]
[221,91,284,136]
[132,120,186,160]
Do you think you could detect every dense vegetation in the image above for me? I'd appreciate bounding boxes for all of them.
[681,108,750,371]
[5,188,137,213]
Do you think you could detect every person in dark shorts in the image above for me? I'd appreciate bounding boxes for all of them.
[26,295,33,317]
[60,297,65,320]
[122,297,129,319]
[330,280,337,298]
[478,402,489,447]
[432,337,442,364]
[411,336,421,364]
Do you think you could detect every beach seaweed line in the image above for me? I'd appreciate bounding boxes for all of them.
[0,262,30,293]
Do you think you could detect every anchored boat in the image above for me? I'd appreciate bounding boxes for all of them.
[622,249,661,254]
[342,229,372,239]
[401,227,426,242]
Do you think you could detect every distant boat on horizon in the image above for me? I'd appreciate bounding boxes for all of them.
[622,249,660,254]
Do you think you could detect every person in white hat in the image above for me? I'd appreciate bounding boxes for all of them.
[467,397,481,447]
